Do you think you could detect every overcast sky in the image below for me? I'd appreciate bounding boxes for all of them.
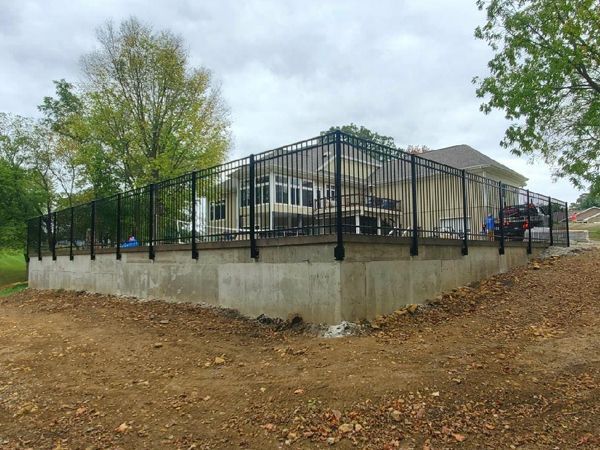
[0,0,583,202]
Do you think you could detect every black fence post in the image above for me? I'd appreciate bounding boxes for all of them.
[526,189,532,254]
[410,154,419,256]
[25,220,30,263]
[116,193,122,260]
[565,202,570,247]
[52,211,57,261]
[498,182,505,255]
[249,154,259,259]
[334,130,345,261]
[37,215,42,261]
[547,197,553,246]
[69,206,74,261]
[90,201,96,260]
[149,184,155,260]
[461,169,468,256]
[191,171,198,259]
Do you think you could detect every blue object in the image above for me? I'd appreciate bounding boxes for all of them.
[121,239,139,248]
[486,214,495,231]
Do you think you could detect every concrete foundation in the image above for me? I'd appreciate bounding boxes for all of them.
[28,236,545,324]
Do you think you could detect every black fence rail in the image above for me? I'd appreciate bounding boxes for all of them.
[25,131,570,262]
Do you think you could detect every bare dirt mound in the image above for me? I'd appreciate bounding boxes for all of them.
[0,249,598,449]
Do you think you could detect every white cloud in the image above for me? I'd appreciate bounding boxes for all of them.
[0,0,584,202]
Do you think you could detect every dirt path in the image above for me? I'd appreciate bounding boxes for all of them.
[1,249,599,449]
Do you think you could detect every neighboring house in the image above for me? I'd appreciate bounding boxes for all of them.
[574,207,600,223]
[202,141,529,239]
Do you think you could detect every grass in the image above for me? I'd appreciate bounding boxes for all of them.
[0,281,27,297]
[569,222,600,241]
[0,249,27,288]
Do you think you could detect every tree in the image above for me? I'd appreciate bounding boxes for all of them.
[0,112,83,208]
[41,17,231,191]
[39,80,120,198]
[571,191,600,209]
[0,160,46,248]
[0,114,49,248]
[322,123,397,148]
[474,0,600,193]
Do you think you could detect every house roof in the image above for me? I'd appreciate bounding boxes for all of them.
[369,144,527,185]
[226,138,527,188]
[575,207,600,221]
[231,141,382,181]
[421,144,527,182]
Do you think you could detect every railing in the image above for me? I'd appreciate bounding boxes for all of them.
[25,131,570,262]
[313,193,401,212]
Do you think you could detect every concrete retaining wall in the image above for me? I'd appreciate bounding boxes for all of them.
[28,236,545,324]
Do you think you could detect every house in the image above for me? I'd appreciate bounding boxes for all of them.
[202,138,529,240]
[574,207,600,223]
[421,144,527,186]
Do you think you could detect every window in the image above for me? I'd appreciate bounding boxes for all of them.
[326,185,335,200]
[240,185,249,207]
[256,176,269,204]
[240,176,269,206]
[275,175,288,204]
[290,178,301,206]
[302,181,313,207]
[317,184,336,208]
[210,200,226,220]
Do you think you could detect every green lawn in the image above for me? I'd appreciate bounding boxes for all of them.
[570,222,600,241]
[0,249,27,287]
[0,281,27,297]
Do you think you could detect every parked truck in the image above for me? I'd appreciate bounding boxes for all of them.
[495,203,546,241]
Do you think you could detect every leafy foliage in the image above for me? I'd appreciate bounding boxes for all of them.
[0,160,44,248]
[570,191,600,209]
[1,18,231,249]
[474,0,600,193]
[322,123,397,149]
[40,18,231,192]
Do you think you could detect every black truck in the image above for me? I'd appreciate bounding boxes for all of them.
[494,203,546,241]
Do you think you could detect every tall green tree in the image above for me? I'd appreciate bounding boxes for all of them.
[0,114,49,248]
[571,191,600,209]
[39,80,120,198]
[474,0,600,193]
[41,17,231,192]
[0,159,46,248]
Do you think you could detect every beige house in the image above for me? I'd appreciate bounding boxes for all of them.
[374,144,528,238]
[201,142,528,239]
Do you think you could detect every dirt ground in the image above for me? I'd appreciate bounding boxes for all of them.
[1,249,599,449]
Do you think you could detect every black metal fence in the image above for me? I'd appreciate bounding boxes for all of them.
[25,131,570,262]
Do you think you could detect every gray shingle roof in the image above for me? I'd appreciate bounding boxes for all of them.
[421,144,526,181]
[227,139,526,186]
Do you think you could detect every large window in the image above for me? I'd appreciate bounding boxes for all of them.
[210,200,226,220]
[275,175,289,204]
[256,176,269,204]
[240,186,248,207]
[316,184,335,208]
[240,176,269,206]
[290,178,301,206]
[302,181,313,207]
[241,174,314,207]
[276,175,314,206]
